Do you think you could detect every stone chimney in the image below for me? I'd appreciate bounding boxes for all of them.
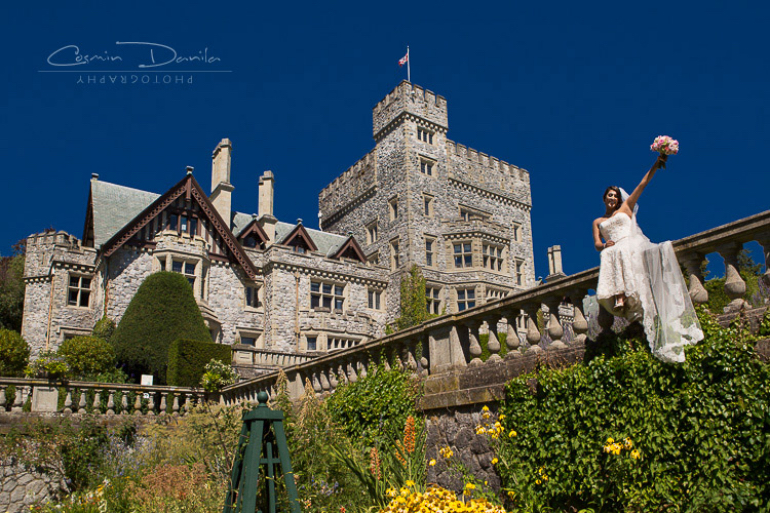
[547,245,566,280]
[258,171,277,244]
[210,138,234,224]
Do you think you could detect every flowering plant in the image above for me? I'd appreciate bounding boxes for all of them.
[650,135,679,155]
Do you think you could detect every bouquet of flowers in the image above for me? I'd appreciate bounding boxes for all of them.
[650,135,679,155]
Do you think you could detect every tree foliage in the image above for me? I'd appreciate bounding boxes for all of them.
[92,316,116,342]
[166,338,232,387]
[58,336,116,379]
[0,252,25,332]
[111,272,210,384]
[495,308,770,512]
[0,328,30,376]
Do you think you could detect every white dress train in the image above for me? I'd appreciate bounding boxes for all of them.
[596,212,703,363]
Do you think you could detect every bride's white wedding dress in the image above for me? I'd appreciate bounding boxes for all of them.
[596,211,703,363]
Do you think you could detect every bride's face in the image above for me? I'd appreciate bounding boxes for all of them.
[604,189,620,210]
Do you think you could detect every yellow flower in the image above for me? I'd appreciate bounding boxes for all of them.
[606,437,614,444]
[491,458,498,465]
[499,414,505,420]
[508,430,517,438]
[631,450,640,459]
[429,458,437,466]
[406,480,415,487]
[624,437,633,449]
[465,482,476,489]
[482,405,489,412]
[475,426,487,435]
[536,479,541,485]
[482,412,491,419]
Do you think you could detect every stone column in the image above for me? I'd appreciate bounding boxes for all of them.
[758,234,770,287]
[134,393,143,415]
[172,394,180,416]
[64,391,73,414]
[681,253,709,305]
[522,304,543,354]
[543,298,566,350]
[159,393,167,416]
[465,320,484,366]
[502,309,522,359]
[78,390,87,414]
[93,391,102,414]
[484,315,503,362]
[12,386,25,412]
[569,289,589,344]
[718,243,747,312]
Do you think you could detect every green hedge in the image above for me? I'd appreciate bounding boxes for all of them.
[58,336,116,379]
[495,308,770,512]
[167,339,232,387]
[111,272,210,383]
[0,329,29,376]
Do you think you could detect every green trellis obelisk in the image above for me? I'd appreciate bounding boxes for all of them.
[223,391,301,513]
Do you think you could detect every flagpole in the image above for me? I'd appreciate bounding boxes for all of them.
[407,46,411,82]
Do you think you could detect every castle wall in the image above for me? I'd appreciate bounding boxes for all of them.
[207,262,264,345]
[105,249,154,324]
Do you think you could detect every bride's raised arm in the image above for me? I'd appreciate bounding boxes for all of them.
[622,154,668,213]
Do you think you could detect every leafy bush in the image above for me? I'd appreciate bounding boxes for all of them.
[495,308,770,512]
[325,363,422,446]
[111,272,211,384]
[0,328,29,376]
[92,316,116,342]
[166,338,232,387]
[58,336,116,379]
[200,359,238,392]
[25,350,69,380]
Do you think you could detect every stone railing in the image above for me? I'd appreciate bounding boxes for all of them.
[232,347,320,378]
[219,210,770,405]
[0,378,205,417]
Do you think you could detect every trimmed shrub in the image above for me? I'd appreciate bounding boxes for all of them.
[0,329,29,376]
[112,272,210,384]
[167,339,232,387]
[92,316,116,342]
[58,336,116,379]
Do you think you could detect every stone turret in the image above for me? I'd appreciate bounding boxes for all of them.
[372,81,448,141]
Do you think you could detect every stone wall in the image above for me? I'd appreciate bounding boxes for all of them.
[0,458,66,513]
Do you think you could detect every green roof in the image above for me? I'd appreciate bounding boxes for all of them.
[90,180,351,255]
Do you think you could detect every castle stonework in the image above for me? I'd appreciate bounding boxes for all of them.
[21,82,535,369]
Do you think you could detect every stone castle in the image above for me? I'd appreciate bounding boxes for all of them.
[21,81,536,364]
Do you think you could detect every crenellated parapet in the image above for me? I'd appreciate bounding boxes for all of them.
[373,81,448,140]
[24,231,97,280]
[318,150,378,229]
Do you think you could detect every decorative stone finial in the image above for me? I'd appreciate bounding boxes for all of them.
[186,166,194,175]
[297,218,303,225]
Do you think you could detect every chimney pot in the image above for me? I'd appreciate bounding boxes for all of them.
[186,166,194,175]
[91,173,99,181]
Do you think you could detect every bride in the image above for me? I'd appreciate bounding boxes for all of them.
[592,154,703,363]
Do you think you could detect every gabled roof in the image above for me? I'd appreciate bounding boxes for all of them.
[278,223,319,252]
[100,174,259,279]
[331,236,367,263]
[274,222,349,255]
[236,216,270,244]
[86,181,160,249]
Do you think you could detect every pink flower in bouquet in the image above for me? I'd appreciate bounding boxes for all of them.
[650,135,679,155]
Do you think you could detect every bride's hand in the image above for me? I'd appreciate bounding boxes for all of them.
[603,240,615,250]
[656,154,668,169]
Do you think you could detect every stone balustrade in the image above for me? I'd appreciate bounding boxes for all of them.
[232,346,318,374]
[0,378,204,417]
[220,210,770,405]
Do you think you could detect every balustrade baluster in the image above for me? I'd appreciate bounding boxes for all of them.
[329,367,339,389]
[681,254,709,304]
[718,243,748,312]
[569,289,589,345]
[346,357,358,383]
[465,320,484,366]
[0,386,6,413]
[76,390,86,414]
[172,394,180,416]
[147,393,156,416]
[93,390,102,414]
[357,360,368,379]
[64,390,73,414]
[544,298,566,350]
[12,385,25,412]
[502,309,522,359]
[522,305,543,354]
[312,372,323,393]
[197,393,206,408]
[134,393,143,415]
[159,393,167,416]
[121,393,129,415]
[485,316,502,362]
[319,368,331,392]
[106,391,115,415]
[403,342,418,371]
[759,234,770,287]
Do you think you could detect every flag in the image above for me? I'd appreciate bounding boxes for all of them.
[398,50,409,67]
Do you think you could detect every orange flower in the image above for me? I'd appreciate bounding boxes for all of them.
[403,416,416,454]
[370,447,382,480]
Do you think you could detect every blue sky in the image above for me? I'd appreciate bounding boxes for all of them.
[1,0,767,279]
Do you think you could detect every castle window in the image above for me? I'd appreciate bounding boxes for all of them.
[328,336,360,351]
[515,259,525,286]
[513,223,521,242]
[366,221,378,244]
[420,158,435,176]
[171,260,196,288]
[460,207,490,222]
[389,197,399,221]
[390,240,400,270]
[425,237,435,267]
[483,243,504,271]
[168,213,179,231]
[423,194,434,217]
[306,336,317,351]
[68,275,91,308]
[310,281,345,312]
[368,252,379,267]
[367,289,382,310]
[426,286,442,315]
[453,242,473,268]
[417,127,434,144]
[245,284,262,309]
[457,288,476,312]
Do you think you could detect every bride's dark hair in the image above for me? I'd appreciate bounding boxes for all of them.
[603,186,623,212]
